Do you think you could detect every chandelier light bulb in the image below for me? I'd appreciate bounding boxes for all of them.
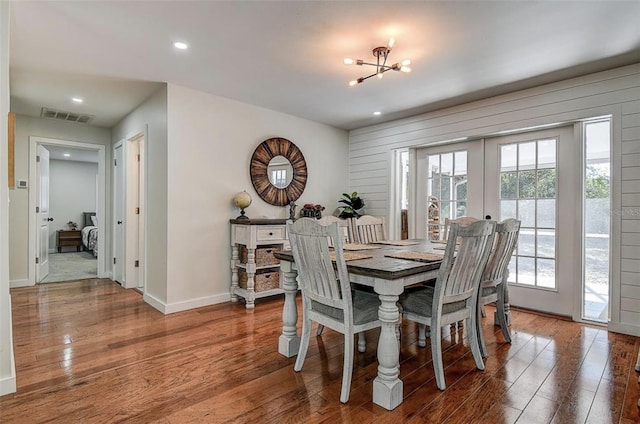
[349,80,358,87]
[377,72,384,79]
[400,66,412,73]
[344,58,355,65]
[402,59,412,66]
[388,37,395,49]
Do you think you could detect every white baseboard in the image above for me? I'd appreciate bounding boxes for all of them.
[143,292,167,314]
[608,321,640,337]
[9,279,32,288]
[143,292,232,315]
[0,374,16,397]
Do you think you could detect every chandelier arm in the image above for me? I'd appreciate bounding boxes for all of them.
[358,61,395,70]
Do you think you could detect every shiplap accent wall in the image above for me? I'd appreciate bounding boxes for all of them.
[349,63,640,335]
[621,100,640,329]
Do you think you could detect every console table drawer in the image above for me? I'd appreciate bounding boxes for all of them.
[256,226,286,241]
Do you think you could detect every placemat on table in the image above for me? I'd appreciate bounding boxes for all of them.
[385,251,444,262]
[343,243,382,251]
[372,240,421,246]
[329,251,374,261]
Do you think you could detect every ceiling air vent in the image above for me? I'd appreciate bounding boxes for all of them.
[40,107,94,124]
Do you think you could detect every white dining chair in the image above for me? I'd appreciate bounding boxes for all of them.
[316,215,356,245]
[399,220,496,390]
[442,216,480,240]
[354,215,387,244]
[476,218,520,357]
[287,218,381,403]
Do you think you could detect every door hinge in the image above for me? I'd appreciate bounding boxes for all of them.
[36,155,40,163]
[137,154,140,162]
[114,159,117,166]
[135,207,140,215]
[36,206,40,213]
[35,257,39,264]
[113,257,116,265]
[134,260,139,268]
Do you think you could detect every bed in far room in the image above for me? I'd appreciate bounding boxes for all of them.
[82,212,98,257]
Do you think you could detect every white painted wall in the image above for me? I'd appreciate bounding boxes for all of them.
[0,0,16,396]
[8,115,111,286]
[48,160,98,250]
[111,86,168,307]
[165,83,348,313]
[348,63,640,336]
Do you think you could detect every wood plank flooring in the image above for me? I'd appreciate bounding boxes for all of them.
[1,279,639,423]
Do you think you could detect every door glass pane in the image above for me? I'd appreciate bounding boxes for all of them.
[426,150,468,240]
[500,137,557,289]
[537,229,555,258]
[537,199,556,228]
[501,200,517,219]
[583,119,610,322]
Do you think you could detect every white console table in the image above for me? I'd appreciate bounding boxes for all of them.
[230,219,289,309]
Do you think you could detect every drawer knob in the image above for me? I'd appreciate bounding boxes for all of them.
[269,232,273,236]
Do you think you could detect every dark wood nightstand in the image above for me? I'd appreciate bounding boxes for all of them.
[57,230,82,253]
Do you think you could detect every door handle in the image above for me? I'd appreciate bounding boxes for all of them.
[47,217,54,222]
[117,221,123,224]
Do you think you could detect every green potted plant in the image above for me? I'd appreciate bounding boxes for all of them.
[338,192,365,218]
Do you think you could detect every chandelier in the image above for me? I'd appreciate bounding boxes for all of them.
[343,38,412,86]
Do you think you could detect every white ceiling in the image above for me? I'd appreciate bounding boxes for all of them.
[9,1,640,130]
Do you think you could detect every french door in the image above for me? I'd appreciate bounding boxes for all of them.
[415,126,578,317]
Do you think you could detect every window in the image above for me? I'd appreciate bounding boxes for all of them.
[426,151,468,240]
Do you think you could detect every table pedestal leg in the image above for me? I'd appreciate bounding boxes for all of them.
[278,264,300,357]
[373,291,403,410]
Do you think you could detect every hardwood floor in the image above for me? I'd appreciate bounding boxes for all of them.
[1,279,639,423]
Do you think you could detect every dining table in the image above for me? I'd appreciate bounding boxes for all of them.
[274,239,448,410]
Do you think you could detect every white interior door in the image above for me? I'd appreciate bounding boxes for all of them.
[36,144,51,282]
[113,143,125,284]
[483,126,578,317]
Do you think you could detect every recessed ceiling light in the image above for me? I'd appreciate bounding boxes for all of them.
[63,153,71,157]
[373,111,382,116]
[71,97,83,103]
[173,41,188,50]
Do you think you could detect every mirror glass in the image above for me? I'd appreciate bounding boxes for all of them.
[267,155,294,188]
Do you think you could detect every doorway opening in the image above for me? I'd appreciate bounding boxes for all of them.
[28,137,107,284]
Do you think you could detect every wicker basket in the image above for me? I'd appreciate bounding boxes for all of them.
[238,269,280,292]
[240,245,281,266]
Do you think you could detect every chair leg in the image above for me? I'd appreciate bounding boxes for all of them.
[357,331,366,353]
[317,324,325,336]
[477,301,488,358]
[430,320,446,390]
[467,307,485,372]
[480,306,486,318]
[340,332,355,403]
[418,324,427,347]
[294,315,312,372]
[496,284,512,344]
